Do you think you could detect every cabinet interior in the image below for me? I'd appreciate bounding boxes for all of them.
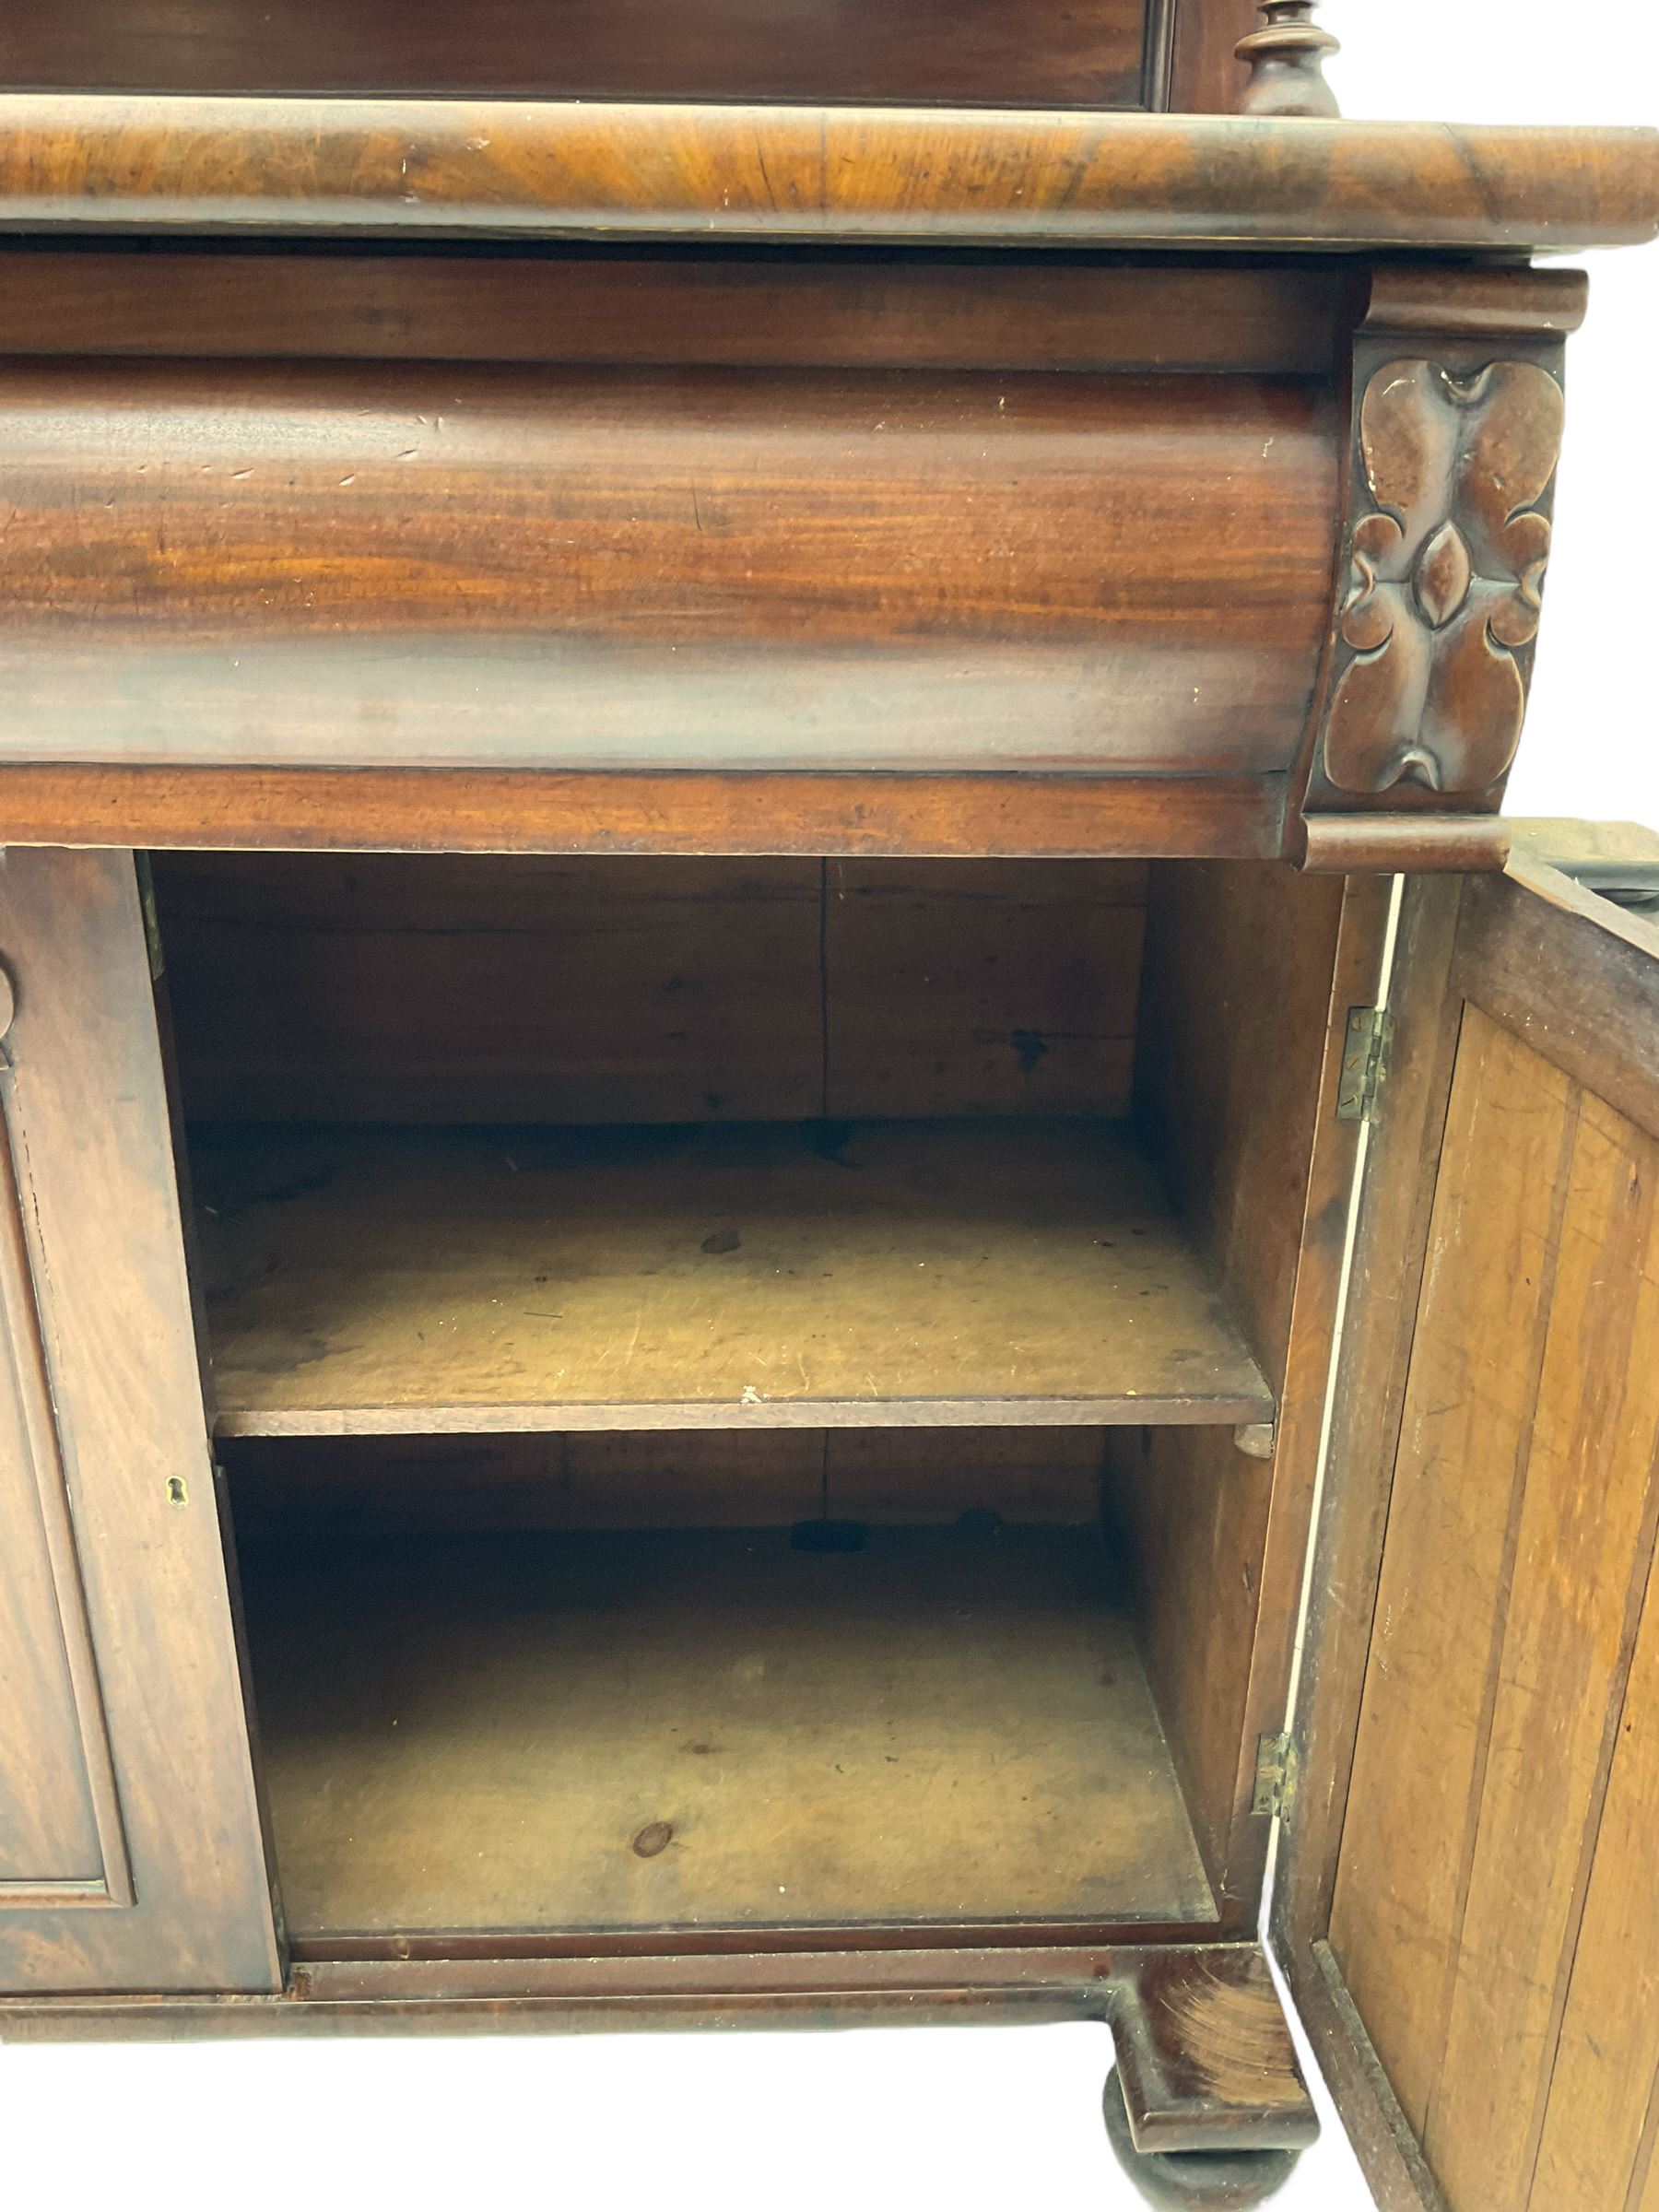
[152,852,1342,1951]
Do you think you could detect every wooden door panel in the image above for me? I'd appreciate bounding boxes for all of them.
[1430,1086,1659,2209]
[1332,1036,1659,2208]
[0,1153,112,1889]
[1325,1006,1580,2142]
[0,848,280,1994]
[1277,830,1659,2212]
[1530,1523,1659,2212]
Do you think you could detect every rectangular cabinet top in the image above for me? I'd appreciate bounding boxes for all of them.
[0,98,1654,253]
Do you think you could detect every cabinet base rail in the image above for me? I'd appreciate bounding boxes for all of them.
[0,1939,1317,2152]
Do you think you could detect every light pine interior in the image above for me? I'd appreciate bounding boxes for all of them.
[194,1118,1271,1435]
[243,1524,1216,1938]
[157,853,1332,1944]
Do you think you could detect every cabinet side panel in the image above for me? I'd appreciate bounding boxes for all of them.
[1103,1423,1272,1911]
[1134,860,1347,1382]
[1112,861,1363,1917]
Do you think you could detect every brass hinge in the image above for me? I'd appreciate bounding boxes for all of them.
[1253,1731,1300,1822]
[1336,1006,1393,1123]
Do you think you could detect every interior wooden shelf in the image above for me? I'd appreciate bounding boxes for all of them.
[239,1523,1216,1936]
[194,1117,1274,1435]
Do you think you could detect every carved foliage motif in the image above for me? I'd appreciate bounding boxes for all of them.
[1321,358,1564,797]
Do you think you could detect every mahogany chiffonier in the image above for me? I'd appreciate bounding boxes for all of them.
[1,5,1656,2206]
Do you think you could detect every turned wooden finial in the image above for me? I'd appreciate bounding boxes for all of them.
[1237,1,1341,118]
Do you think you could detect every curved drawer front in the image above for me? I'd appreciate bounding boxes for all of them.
[0,359,1338,777]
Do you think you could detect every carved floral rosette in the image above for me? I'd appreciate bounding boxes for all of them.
[1320,357,1564,798]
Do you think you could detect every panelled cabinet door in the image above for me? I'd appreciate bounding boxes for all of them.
[0,848,280,1994]
[1275,826,1659,2212]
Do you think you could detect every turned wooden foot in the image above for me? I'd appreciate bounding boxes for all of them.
[1104,2069,1301,2207]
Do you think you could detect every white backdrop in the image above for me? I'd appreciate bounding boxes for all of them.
[5,8,1654,2209]
[1330,0,1659,831]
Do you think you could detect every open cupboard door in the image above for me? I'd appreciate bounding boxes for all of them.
[0,849,281,1994]
[1274,825,1659,2212]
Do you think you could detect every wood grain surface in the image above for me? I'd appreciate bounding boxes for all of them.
[0,850,279,1994]
[1328,1015,1659,2212]
[0,359,1335,778]
[0,766,1288,863]
[0,1940,1308,2038]
[155,854,1148,1126]
[0,99,1652,251]
[1285,855,1659,2212]
[1328,1008,1583,2144]
[194,1119,1274,1434]
[0,249,1345,377]
[238,1524,1216,1936]
[0,1075,111,1892]
[1110,1940,1318,2151]
[1109,859,1355,1919]
[1427,1087,1659,2212]
[1168,0,1259,112]
[0,0,1159,111]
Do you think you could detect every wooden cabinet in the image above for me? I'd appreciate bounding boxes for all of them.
[0,7,1655,2206]
[4,833,1657,2212]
